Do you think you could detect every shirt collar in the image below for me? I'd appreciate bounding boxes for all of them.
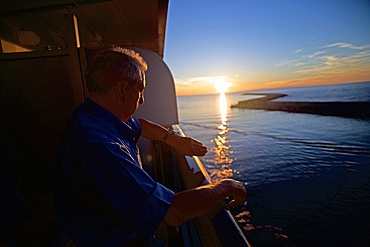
[82,98,136,139]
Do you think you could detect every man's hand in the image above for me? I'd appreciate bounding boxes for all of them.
[166,134,208,156]
[164,178,247,226]
[220,179,247,208]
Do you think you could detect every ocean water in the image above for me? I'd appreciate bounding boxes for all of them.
[177,81,370,246]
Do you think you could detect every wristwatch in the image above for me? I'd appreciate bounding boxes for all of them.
[163,129,177,143]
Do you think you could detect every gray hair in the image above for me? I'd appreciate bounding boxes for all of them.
[85,46,148,94]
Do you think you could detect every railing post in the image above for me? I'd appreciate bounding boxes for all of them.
[65,14,85,104]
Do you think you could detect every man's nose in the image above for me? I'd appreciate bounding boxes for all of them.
[139,93,144,104]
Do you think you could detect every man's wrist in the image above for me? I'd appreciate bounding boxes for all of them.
[163,129,177,143]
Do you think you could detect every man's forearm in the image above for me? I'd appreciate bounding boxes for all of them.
[139,118,168,141]
[164,179,247,226]
[139,118,207,156]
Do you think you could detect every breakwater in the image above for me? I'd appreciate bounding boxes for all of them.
[231,93,370,118]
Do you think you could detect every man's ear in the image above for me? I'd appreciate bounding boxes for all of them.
[116,82,127,101]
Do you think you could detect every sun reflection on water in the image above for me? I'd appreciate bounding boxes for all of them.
[220,92,227,126]
[211,78,233,180]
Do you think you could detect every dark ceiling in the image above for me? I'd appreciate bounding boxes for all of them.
[0,0,168,56]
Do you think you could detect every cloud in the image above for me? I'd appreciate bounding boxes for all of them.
[174,75,240,95]
[276,42,370,74]
[342,49,370,65]
[306,51,326,59]
[175,76,213,86]
[275,58,302,67]
[174,75,232,90]
[294,49,303,54]
[276,51,325,67]
[322,42,365,50]
[323,55,339,66]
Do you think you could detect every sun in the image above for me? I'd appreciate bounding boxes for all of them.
[212,77,232,93]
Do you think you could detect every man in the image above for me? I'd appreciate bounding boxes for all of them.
[53,47,247,246]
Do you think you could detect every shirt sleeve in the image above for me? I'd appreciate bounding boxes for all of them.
[81,141,174,237]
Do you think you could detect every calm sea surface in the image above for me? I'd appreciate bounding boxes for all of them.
[177,81,370,246]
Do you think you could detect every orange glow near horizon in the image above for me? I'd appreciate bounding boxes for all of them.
[175,75,370,96]
[173,55,370,96]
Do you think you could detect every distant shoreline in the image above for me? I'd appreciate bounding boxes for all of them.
[231,93,370,118]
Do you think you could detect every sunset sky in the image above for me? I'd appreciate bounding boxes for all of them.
[163,0,370,96]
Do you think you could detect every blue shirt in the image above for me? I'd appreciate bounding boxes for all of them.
[53,98,174,246]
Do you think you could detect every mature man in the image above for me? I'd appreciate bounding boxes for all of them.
[53,47,247,246]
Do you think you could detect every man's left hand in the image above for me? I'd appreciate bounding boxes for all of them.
[167,135,208,156]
